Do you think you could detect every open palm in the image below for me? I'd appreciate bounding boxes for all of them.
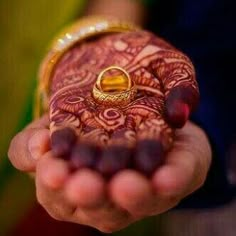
[8,31,211,233]
[49,31,199,176]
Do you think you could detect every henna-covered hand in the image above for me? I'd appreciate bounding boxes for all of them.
[8,118,211,233]
[50,31,199,176]
[8,31,210,233]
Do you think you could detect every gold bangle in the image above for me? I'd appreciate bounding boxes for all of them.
[34,15,139,119]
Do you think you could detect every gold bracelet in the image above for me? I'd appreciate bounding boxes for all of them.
[34,15,139,119]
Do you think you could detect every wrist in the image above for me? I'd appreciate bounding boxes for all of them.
[85,0,146,25]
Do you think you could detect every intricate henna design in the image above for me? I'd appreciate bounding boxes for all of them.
[48,31,199,176]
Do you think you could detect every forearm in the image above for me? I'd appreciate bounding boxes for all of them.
[84,0,146,25]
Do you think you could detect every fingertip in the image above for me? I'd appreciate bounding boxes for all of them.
[152,166,180,198]
[166,100,190,128]
[37,152,69,190]
[109,170,152,215]
[165,85,199,128]
[133,140,164,176]
[51,127,77,158]
[96,146,132,178]
[152,160,194,199]
[65,169,106,208]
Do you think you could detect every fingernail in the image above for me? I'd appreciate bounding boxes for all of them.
[28,129,50,160]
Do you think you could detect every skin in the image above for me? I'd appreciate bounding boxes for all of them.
[8,0,211,232]
[8,30,212,233]
[49,31,199,174]
[85,0,147,25]
[8,116,211,233]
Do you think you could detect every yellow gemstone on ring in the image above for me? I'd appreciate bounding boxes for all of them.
[100,75,129,92]
[93,66,137,107]
[96,66,132,92]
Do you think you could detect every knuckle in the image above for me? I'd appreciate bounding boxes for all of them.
[157,187,182,203]
[45,207,65,221]
[190,124,212,165]
[36,192,65,221]
[36,187,72,222]
[193,150,211,191]
[97,225,117,234]
[195,170,208,190]
[162,193,180,203]
[8,133,25,170]
[197,179,205,189]
[8,134,19,161]
[97,222,126,233]
[8,130,36,172]
[36,189,47,207]
[35,184,52,209]
[36,157,47,172]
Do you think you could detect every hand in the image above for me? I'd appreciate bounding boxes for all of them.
[49,31,199,176]
[8,117,211,233]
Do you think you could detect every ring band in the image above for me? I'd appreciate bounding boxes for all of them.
[93,66,137,107]
[92,84,137,107]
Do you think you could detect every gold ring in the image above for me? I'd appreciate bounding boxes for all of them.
[96,66,132,92]
[93,66,137,107]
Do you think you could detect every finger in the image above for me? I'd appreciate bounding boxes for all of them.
[51,127,77,158]
[8,115,50,171]
[165,85,199,128]
[134,139,164,176]
[109,169,155,217]
[36,151,73,220]
[152,122,212,199]
[96,145,133,178]
[151,49,199,128]
[37,151,69,190]
[133,115,172,176]
[70,142,100,170]
[65,169,106,208]
[66,169,132,233]
[95,114,136,178]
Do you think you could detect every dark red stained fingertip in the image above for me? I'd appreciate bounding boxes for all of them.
[70,143,100,170]
[51,127,77,158]
[133,140,164,176]
[165,85,199,128]
[165,100,190,128]
[96,146,133,178]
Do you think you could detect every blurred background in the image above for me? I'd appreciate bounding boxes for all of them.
[0,0,86,234]
[0,0,236,235]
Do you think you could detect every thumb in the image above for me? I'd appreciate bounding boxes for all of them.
[8,115,50,172]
